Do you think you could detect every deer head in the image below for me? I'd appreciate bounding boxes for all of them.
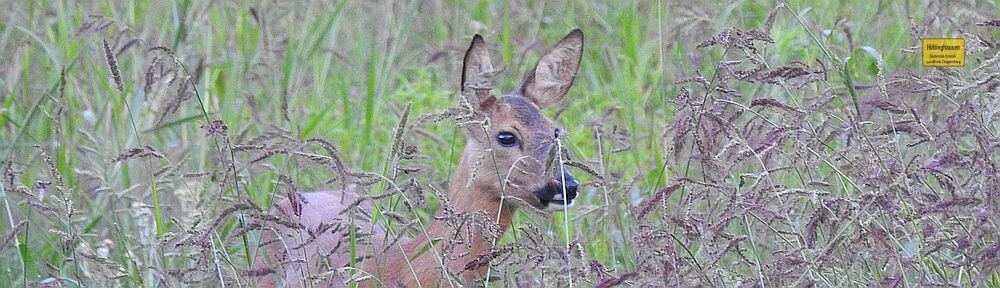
[454,29,584,211]
[255,30,587,288]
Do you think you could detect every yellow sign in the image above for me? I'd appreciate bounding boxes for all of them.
[922,38,965,67]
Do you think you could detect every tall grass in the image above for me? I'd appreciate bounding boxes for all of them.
[0,0,997,287]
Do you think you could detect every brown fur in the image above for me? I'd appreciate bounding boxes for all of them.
[256,29,584,287]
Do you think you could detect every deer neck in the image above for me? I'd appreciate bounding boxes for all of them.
[446,143,515,230]
[377,144,514,286]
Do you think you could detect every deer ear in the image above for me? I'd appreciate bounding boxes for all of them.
[461,34,496,110]
[520,29,584,109]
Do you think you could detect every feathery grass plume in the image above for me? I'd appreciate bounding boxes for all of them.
[175,203,256,248]
[0,221,26,252]
[733,61,827,86]
[72,16,114,38]
[276,175,305,217]
[976,19,1000,26]
[305,137,354,186]
[111,146,166,163]
[156,76,194,126]
[697,27,774,54]
[33,145,64,193]
[635,184,681,220]
[862,96,907,114]
[201,120,228,137]
[750,98,803,114]
[115,39,139,58]
[388,103,413,167]
[463,244,515,272]
[103,39,125,93]
[560,159,605,181]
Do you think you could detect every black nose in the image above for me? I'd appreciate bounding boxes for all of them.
[558,170,578,201]
[533,169,580,207]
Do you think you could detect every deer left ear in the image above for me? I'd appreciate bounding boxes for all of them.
[520,29,584,109]
[461,34,497,111]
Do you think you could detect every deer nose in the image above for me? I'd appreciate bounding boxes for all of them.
[534,169,580,208]
[557,170,578,201]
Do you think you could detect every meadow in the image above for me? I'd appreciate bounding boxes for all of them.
[0,0,997,287]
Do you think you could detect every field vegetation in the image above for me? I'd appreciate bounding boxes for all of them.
[0,0,997,287]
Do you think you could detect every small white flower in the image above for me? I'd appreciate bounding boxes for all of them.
[82,109,96,126]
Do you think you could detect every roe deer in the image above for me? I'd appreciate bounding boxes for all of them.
[256,29,585,287]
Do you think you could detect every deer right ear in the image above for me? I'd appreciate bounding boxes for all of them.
[461,35,496,110]
[520,29,584,109]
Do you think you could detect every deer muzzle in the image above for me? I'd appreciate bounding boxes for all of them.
[533,169,578,208]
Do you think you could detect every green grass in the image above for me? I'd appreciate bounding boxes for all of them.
[1,0,998,287]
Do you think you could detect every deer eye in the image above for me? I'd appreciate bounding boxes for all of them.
[497,132,517,147]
